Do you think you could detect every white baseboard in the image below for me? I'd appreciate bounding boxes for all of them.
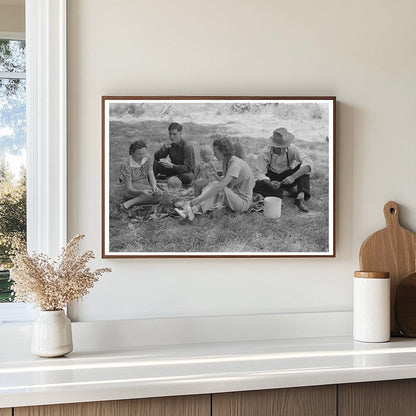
[0,311,352,353]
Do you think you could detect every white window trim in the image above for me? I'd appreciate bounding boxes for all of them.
[0,31,25,40]
[0,72,26,79]
[0,0,67,323]
[26,0,67,257]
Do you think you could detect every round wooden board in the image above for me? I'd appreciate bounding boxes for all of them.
[395,272,416,337]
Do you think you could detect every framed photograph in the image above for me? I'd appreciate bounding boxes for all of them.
[102,96,335,258]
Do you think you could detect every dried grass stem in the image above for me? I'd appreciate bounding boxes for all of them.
[10,234,111,310]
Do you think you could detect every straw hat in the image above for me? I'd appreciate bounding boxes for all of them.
[269,128,295,148]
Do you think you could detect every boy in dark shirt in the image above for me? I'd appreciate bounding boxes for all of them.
[153,122,195,184]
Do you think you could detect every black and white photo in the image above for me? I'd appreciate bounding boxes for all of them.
[102,97,335,257]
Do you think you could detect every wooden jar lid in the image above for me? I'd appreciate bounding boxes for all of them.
[354,271,390,279]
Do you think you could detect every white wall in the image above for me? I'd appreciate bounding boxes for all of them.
[0,3,24,33]
[67,0,416,322]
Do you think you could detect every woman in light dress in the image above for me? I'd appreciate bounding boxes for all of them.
[119,140,161,211]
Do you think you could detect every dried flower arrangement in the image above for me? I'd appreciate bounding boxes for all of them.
[10,234,111,311]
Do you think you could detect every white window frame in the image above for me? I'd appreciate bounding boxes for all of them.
[0,0,67,323]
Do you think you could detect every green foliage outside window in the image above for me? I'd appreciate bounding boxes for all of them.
[0,162,26,302]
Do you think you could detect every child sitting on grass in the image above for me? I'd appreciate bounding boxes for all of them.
[158,176,192,214]
[193,145,221,196]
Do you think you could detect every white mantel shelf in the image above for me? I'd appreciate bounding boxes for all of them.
[2,335,416,409]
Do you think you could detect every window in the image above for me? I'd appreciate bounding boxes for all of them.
[0,33,33,323]
[0,32,34,322]
[0,0,68,324]
[0,35,26,303]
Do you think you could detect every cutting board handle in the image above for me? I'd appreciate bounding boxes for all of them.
[384,201,400,228]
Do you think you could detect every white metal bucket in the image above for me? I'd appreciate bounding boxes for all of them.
[264,197,282,219]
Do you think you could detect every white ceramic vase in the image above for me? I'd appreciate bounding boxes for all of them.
[31,310,73,357]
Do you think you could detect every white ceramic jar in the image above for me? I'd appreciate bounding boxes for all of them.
[353,271,390,343]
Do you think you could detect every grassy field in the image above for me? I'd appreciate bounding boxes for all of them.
[108,106,330,254]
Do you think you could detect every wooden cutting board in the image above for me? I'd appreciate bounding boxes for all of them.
[359,201,416,336]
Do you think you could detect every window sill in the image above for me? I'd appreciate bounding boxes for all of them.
[0,303,36,324]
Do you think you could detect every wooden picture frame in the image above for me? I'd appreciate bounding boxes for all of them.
[102,96,336,258]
